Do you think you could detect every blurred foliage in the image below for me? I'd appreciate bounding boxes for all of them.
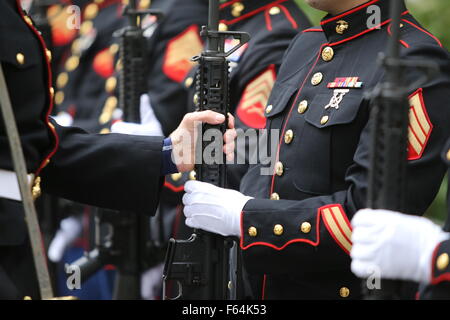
[294,0,449,223]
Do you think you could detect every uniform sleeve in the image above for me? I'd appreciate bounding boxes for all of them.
[41,121,164,215]
[240,44,450,275]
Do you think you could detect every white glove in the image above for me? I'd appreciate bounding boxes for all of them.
[141,263,164,300]
[183,181,252,237]
[111,94,164,136]
[351,209,449,284]
[51,112,73,127]
[48,216,83,263]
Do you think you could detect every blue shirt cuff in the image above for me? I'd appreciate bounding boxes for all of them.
[161,137,178,175]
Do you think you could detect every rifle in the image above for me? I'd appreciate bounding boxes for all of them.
[72,1,163,299]
[365,0,439,299]
[162,0,249,300]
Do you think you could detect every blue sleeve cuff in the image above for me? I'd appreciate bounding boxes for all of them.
[161,137,178,175]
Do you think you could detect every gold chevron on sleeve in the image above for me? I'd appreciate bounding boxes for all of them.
[321,205,352,254]
[163,25,203,83]
[407,89,432,160]
[236,66,276,129]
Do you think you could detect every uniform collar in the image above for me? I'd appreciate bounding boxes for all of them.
[320,0,407,45]
[219,0,289,26]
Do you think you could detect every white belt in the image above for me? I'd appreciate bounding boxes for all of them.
[0,168,34,201]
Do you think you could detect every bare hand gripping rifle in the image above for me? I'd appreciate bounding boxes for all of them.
[162,0,249,300]
[365,0,439,299]
[72,1,163,300]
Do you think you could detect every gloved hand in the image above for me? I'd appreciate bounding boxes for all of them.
[351,209,449,284]
[111,94,164,136]
[183,180,253,237]
[48,216,83,263]
[51,111,73,127]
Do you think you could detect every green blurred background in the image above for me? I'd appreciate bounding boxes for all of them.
[293,0,449,223]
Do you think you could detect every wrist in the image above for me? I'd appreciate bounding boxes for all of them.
[420,228,450,284]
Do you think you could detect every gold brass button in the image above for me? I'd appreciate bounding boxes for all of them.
[99,96,118,124]
[65,56,79,72]
[193,93,199,106]
[446,149,450,161]
[84,3,99,20]
[115,59,123,71]
[284,130,294,144]
[320,115,329,125]
[57,72,68,88]
[336,20,349,34]
[437,253,450,271]
[248,226,258,237]
[71,39,81,54]
[49,87,55,99]
[301,222,311,234]
[105,77,117,93]
[99,128,111,134]
[185,77,194,88]
[16,53,25,65]
[219,23,228,32]
[80,20,93,36]
[45,49,52,63]
[273,224,284,236]
[54,91,64,105]
[170,172,182,181]
[265,105,273,114]
[270,192,280,200]
[231,2,245,17]
[47,121,56,131]
[339,287,350,298]
[269,6,281,15]
[311,72,323,86]
[32,176,41,200]
[139,0,151,9]
[298,100,308,114]
[23,16,33,26]
[109,43,119,55]
[189,170,197,181]
[275,161,284,176]
[321,46,334,62]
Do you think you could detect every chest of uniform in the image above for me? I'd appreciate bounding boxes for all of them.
[265,36,383,196]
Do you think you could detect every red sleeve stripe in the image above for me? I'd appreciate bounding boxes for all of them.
[322,206,352,255]
[239,204,352,256]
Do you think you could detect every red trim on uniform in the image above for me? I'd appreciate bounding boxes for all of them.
[328,11,409,47]
[219,0,245,9]
[302,28,323,33]
[278,4,298,30]
[220,0,289,26]
[261,274,267,300]
[321,205,351,255]
[240,204,352,256]
[104,264,117,270]
[407,88,433,161]
[387,23,410,48]
[264,9,273,31]
[320,0,381,25]
[16,0,60,176]
[269,44,325,195]
[163,181,185,193]
[402,19,443,48]
[240,205,322,250]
